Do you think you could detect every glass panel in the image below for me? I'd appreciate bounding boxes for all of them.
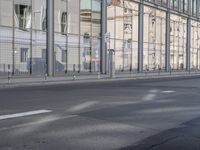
[54,0,67,74]
[143,6,166,71]
[162,0,167,7]
[184,0,189,13]
[107,0,139,72]
[174,0,179,10]
[92,0,101,37]
[191,20,199,70]
[107,5,115,39]
[32,0,46,31]
[54,0,67,33]
[91,38,100,72]
[0,26,13,75]
[115,6,123,40]
[32,0,47,75]
[192,0,197,16]
[80,0,92,36]
[14,0,31,75]
[170,14,187,70]
[54,33,67,74]
[115,40,123,71]
[68,0,79,34]
[80,35,91,72]
[0,0,13,27]
[68,34,79,72]
[0,0,13,75]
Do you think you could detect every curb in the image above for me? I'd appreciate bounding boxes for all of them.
[0,73,200,89]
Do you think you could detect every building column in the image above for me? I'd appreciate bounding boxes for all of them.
[138,2,144,73]
[47,0,54,76]
[101,0,107,74]
[186,18,191,71]
[165,8,170,72]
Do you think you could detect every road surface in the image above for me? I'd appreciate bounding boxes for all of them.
[0,77,200,150]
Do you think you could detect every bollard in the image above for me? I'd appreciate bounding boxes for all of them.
[45,73,48,80]
[65,70,67,74]
[145,68,148,77]
[170,66,172,75]
[158,65,160,76]
[109,49,115,78]
[73,64,76,73]
[73,74,76,80]
[145,65,148,77]
[72,64,76,80]
[97,72,101,79]
[8,72,11,84]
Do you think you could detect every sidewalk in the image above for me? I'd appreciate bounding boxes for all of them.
[0,71,200,88]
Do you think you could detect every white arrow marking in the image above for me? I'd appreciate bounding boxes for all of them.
[0,110,52,120]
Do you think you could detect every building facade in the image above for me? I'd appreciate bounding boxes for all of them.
[0,0,199,77]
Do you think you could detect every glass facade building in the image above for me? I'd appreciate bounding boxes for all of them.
[0,0,200,77]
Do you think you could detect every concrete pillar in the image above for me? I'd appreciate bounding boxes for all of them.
[165,1,170,72]
[47,0,54,76]
[101,0,107,74]
[186,18,191,71]
[138,2,144,73]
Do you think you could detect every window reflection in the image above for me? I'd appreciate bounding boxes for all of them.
[80,0,101,72]
[143,6,166,71]
[170,14,187,70]
[15,4,31,30]
[54,0,67,74]
[107,0,138,72]
[191,20,200,70]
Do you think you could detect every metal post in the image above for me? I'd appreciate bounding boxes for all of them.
[186,18,191,72]
[47,0,54,76]
[65,0,68,74]
[101,0,107,74]
[30,0,33,75]
[165,9,170,72]
[12,0,15,76]
[8,72,11,84]
[109,49,115,78]
[186,0,191,73]
[138,2,144,73]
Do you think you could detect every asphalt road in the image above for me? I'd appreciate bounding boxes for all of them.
[0,77,200,150]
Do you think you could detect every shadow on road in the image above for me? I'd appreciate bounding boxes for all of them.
[120,117,200,150]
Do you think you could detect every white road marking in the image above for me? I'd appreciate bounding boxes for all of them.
[0,115,77,132]
[149,89,159,93]
[68,101,98,112]
[143,93,156,101]
[0,110,52,120]
[142,89,158,101]
[161,90,176,93]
